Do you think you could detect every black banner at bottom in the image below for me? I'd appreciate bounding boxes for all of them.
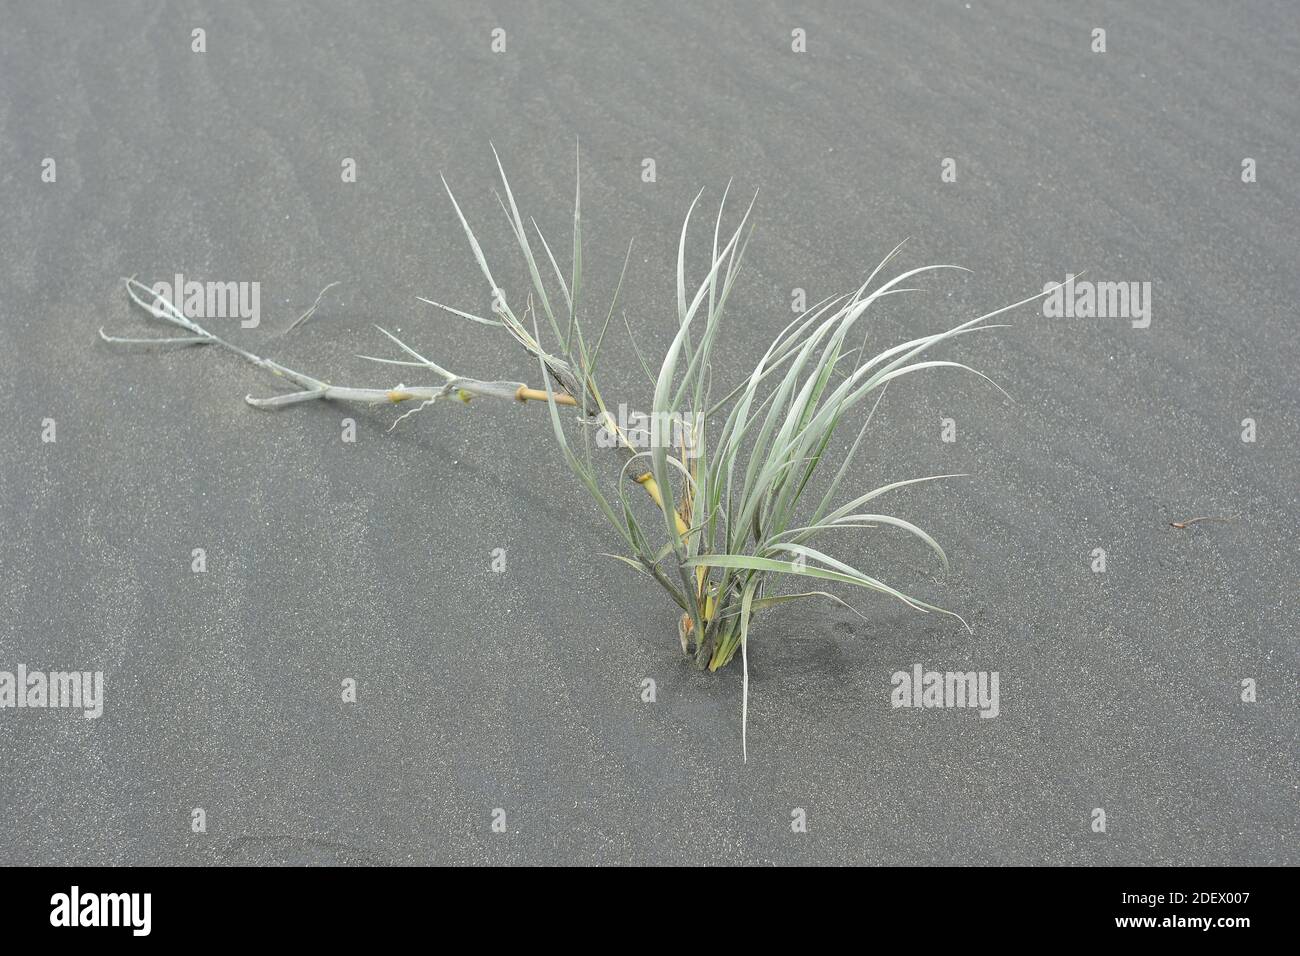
[0,865,1283,941]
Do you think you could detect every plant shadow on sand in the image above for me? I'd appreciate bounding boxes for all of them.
[743,600,968,682]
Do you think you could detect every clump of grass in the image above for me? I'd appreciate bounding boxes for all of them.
[105,147,1052,758]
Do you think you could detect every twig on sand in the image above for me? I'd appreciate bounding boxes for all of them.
[1170,514,1241,529]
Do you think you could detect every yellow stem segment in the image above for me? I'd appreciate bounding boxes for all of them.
[635,473,690,537]
[515,385,577,405]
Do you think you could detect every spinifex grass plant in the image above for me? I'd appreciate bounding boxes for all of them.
[104,148,1050,757]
